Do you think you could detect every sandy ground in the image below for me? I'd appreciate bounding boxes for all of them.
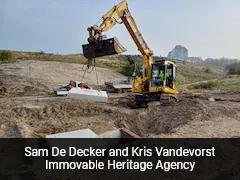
[0,60,126,88]
[0,60,239,138]
[154,97,240,138]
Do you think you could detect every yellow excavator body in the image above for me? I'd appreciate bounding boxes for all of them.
[83,0,178,106]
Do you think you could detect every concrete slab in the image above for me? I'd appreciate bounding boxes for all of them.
[56,91,68,96]
[46,129,107,160]
[67,88,108,102]
[113,84,132,89]
[46,129,99,138]
[99,129,121,138]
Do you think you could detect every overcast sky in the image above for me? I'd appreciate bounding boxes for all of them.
[1,0,240,59]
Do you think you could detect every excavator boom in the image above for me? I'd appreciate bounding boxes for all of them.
[82,0,153,76]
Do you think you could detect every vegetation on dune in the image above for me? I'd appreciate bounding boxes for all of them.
[228,63,240,75]
[0,51,12,62]
[185,75,240,93]
[176,64,220,86]
[218,75,240,92]
[121,62,135,77]
[188,80,219,90]
[0,50,87,64]
[203,68,212,73]
[120,61,141,77]
[204,57,239,68]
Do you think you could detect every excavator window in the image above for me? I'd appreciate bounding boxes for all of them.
[173,65,176,82]
[166,64,176,88]
[139,68,143,78]
[166,65,173,77]
[151,64,165,87]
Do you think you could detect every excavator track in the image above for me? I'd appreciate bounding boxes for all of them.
[125,93,178,108]
[160,94,178,106]
[123,94,147,109]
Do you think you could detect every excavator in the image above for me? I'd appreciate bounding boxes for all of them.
[82,0,178,106]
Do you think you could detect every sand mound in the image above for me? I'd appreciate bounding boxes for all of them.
[0,98,116,137]
[0,74,52,97]
[114,98,209,136]
[0,60,127,97]
[0,60,127,87]
[114,97,240,137]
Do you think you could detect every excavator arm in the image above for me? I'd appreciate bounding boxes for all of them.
[83,0,153,79]
[87,0,128,42]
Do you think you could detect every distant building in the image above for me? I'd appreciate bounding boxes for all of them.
[168,45,188,60]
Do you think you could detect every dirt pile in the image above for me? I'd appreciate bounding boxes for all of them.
[114,98,211,136]
[1,93,239,138]
[0,98,116,138]
[113,95,240,137]
[0,73,52,97]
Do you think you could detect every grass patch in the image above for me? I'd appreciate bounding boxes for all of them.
[188,80,219,90]
[203,68,212,73]
[218,77,240,90]
[0,51,12,62]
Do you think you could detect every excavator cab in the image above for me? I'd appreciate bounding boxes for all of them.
[150,60,177,94]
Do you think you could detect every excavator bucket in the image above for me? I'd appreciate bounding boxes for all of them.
[82,37,127,59]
